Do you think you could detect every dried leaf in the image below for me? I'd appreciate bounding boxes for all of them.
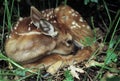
[85,60,104,67]
[47,61,63,75]
[68,65,84,80]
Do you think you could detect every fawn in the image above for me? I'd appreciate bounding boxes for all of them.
[5,5,97,74]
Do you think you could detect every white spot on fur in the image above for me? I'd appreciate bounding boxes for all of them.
[50,15,53,19]
[79,17,83,22]
[50,20,56,23]
[75,14,78,17]
[28,27,31,31]
[48,11,53,16]
[9,35,12,38]
[71,21,81,28]
[75,23,80,28]
[71,9,74,12]
[16,20,20,26]
[30,21,33,24]
[78,25,81,28]
[46,14,49,17]
[87,25,90,29]
[14,26,17,30]
[19,17,23,21]
[72,13,75,16]
[41,10,45,13]
[75,11,79,15]
[82,24,85,27]
[55,8,59,12]
[69,11,72,14]
[15,23,19,27]
[72,21,76,25]
[53,20,57,23]
[28,24,31,26]
[71,26,76,29]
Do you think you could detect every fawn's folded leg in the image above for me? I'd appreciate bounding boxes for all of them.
[23,46,95,74]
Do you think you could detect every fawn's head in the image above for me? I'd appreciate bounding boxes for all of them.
[30,6,75,54]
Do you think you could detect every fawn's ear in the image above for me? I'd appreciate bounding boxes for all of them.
[31,6,42,27]
[39,19,58,37]
[31,6,58,37]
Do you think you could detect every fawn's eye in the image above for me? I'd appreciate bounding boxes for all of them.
[64,39,73,47]
[67,40,73,45]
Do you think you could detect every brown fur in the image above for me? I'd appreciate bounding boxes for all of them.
[5,5,98,74]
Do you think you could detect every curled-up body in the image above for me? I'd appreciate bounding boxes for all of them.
[5,5,98,75]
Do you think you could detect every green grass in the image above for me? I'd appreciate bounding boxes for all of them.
[0,0,120,81]
[91,0,120,80]
[63,70,74,81]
